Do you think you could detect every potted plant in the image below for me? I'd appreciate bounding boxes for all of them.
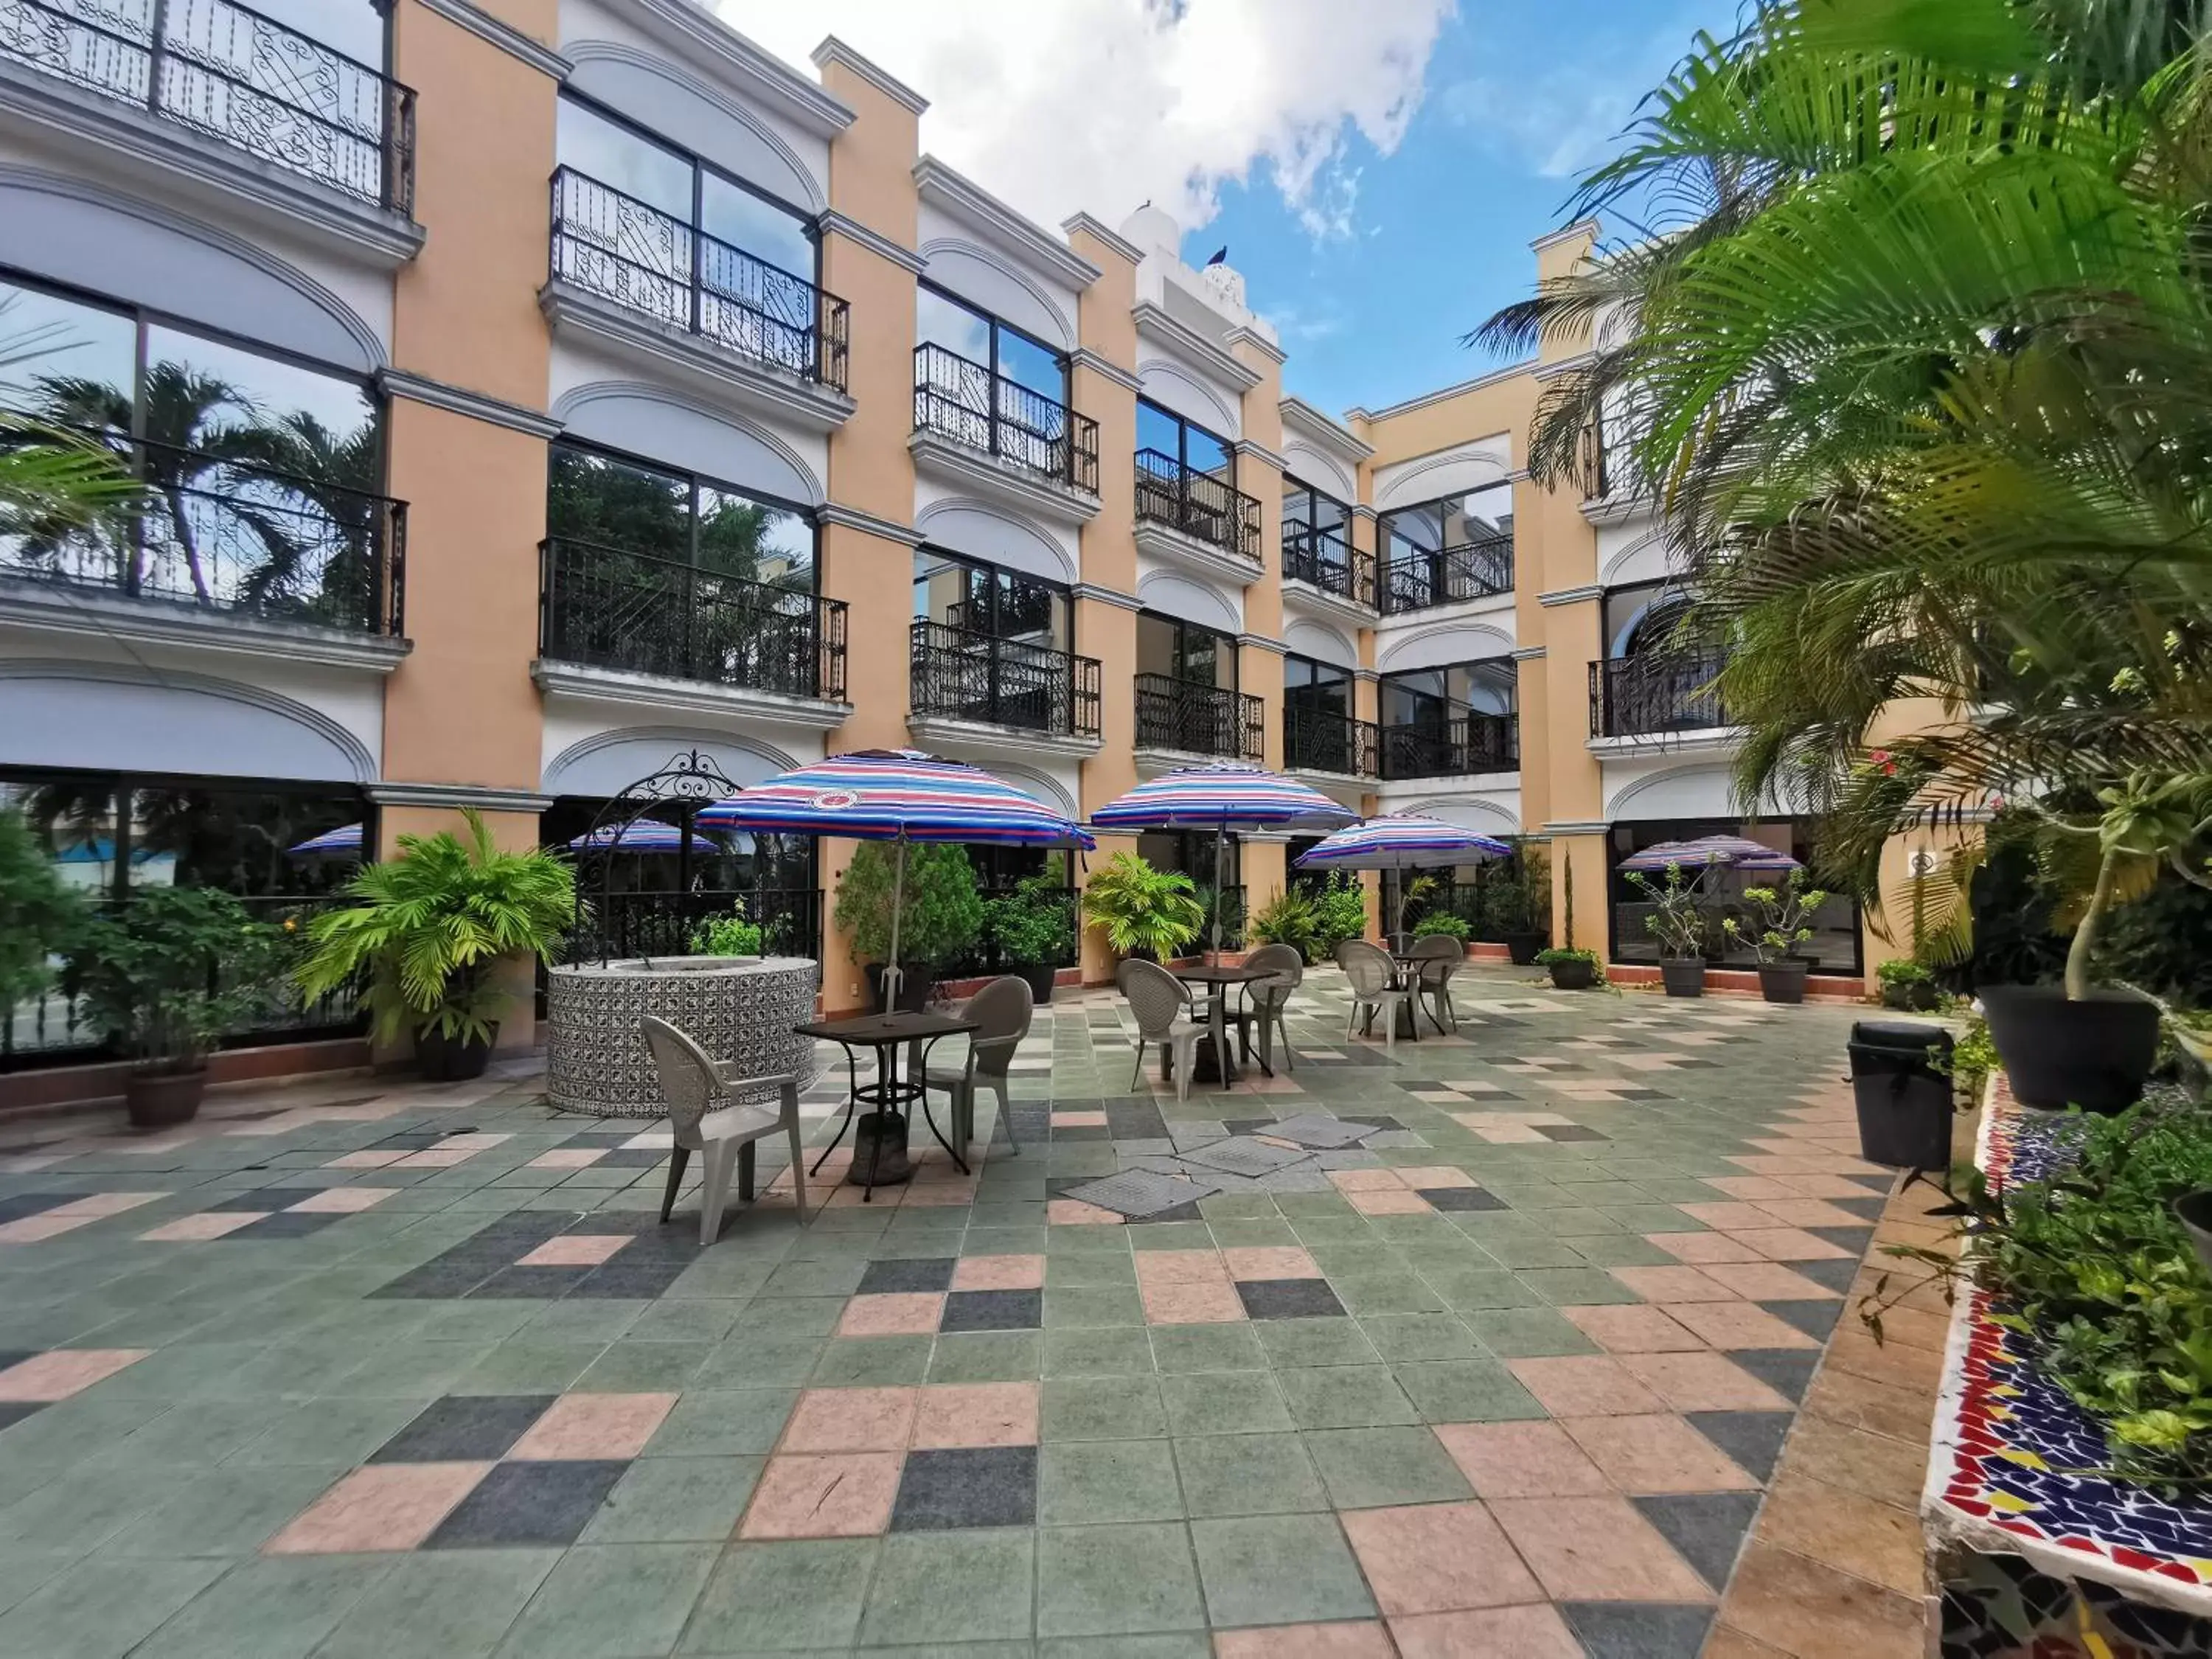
[0,806,84,1034]
[1723,868,1829,1004]
[1980,772,2210,1112]
[689,909,764,957]
[1627,860,1709,996]
[834,842,984,1013]
[1486,849,1549,964]
[1876,958,1945,1012]
[69,886,287,1126]
[296,810,575,1080]
[1536,854,1599,990]
[1307,872,1371,964]
[1248,886,1321,962]
[1079,852,1205,963]
[985,871,1075,1004]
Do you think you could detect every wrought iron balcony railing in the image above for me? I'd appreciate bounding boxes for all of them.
[1135,449,1260,562]
[0,0,416,211]
[1283,524,1376,608]
[1378,532,1514,614]
[1134,672,1264,762]
[1284,707,1379,778]
[912,344,1097,494]
[549,167,849,392]
[1588,652,1731,738]
[1380,709,1519,779]
[539,536,846,701]
[571,887,823,967]
[0,426,404,634]
[909,620,1101,738]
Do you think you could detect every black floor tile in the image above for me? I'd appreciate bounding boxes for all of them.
[571,1265,688,1299]
[425,1459,628,1548]
[1788,1255,1862,1295]
[1728,1349,1821,1404]
[888,1446,1036,1531]
[1685,1409,1794,1482]
[1337,1115,1403,1130]
[939,1290,1042,1332]
[1631,1492,1761,1592]
[371,1394,556,1463]
[1536,1124,1610,1143]
[1050,1124,1110,1141]
[372,1132,445,1150]
[1106,1104,1169,1139]
[471,1266,594,1300]
[1563,1601,1715,1658]
[858,1257,958,1294]
[0,1404,43,1433]
[0,1195,70,1223]
[223,1211,343,1239]
[1827,1194,1890,1221]
[207,1188,324,1212]
[1235,1279,1346,1320]
[1760,1298,1844,1340]
[594,1149,672,1169]
[1807,1225,1876,1254]
[0,1351,39,1377]
[1419,1187,1510,1212]
[369,1262,496,1300]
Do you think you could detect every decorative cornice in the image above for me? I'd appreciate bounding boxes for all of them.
[907,713,1102,762]
[616,5,852,137]
[908,430,1100,525]
[1511,646,1547,661]
[914,157,1098,290]
[414,0,569,78]
[1231,438,1285,473]
[0,577,412,673]
[532,659,852,733]
[366,781,554,813]
[811,37,928,115]
[1352,667,1380,684]
[378,369,562,439]
[1236,633,1286,655]
[1068,349,1140,393]
[817,503,925,546]
[1542,820,1610,835]
[1071,583,1142,613]
[1239,830,1293,844]
[1539,584,1603,608]
[1349,504,1378,523]
[1352,358,1532,425]
[1531,349,1596,384]
[1061,212,1144,267]
[1131,302,1262,394]
[1280,577,1377,632]
[1531,217,1601,254]
[1223,324,1285,365]
[816,209,927,275]
[1132,521,1262,592]
[1279,396,1374,465]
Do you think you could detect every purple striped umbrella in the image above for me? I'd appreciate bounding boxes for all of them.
[288,822,363,859]
[1618,834,1802,875]
[1295,814,1513,939]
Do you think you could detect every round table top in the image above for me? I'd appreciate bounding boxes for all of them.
[794,1011,979,1046]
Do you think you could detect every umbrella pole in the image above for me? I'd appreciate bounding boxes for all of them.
[1211,825,1225,967]
[885,834,908,1012]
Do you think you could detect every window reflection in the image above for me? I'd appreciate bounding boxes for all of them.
[912,549,1069,649]
[548,443,815,590]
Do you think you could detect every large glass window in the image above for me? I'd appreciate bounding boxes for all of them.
[911,549,1069,649]
[1282,479,1351,567]
[917,287,1067,406]
[1606,819,1861,974]
[1137,611,1237,689]
[1380,659,1516,726]
[1138,398,1233,482]
[1380,484,1513,564]
[546,444,815,589]
[1603,579,1691,659]
[1284,654,1349,720]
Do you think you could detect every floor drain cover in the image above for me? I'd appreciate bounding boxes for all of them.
[1264,1113,1378,1150]
[1060,1168,1222,1218]
[1175,1136,1313,1178]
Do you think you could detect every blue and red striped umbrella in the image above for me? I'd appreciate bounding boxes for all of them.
[566,821,709,855]
[288,822,363,859]
[1618,834,1801,874]
[1091,763,1356,835]
[1295,814,1512,873]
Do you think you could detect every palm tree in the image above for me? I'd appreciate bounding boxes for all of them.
[0,295,139,552]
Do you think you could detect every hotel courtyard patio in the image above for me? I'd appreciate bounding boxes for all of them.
[0,968,1942,1658]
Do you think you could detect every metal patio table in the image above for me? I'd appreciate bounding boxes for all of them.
[796,1010,978,1198]
[1169,962,1272,1085]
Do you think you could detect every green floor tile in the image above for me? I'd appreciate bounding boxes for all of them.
[680,1539,873,1653]
[101,1464,345,1558]
[1357,1312,1480,1361]
[1302,1425,1475,1508]
[1045,1285,1147,1328]
[1043,1326,1156,1378]
[810,1336,933,1385]
[1391,1357,1547,1422]
[730,1297,848,1340]
[501,1543,720,1659]
[857,1530,1034,1647]
[451,1340,606,1395]
[130,1555,392,1659]
[1326,1272,1447,1316]
[693,1340,826,1388]
[1040,1439,1184,1523]
[310,1551,559,1659]
[1565,1232,1680,1267]
[1158,1371,1291,1436]
[928,1331,1045,1383]
[1251,1318,1380,1369]
[1147,1323,1266,1375]
[1171,1433,1329,1517]
[645,1389,796,1458]
[1037,1523,1206,1638]
[1274,1364,1419,1429]
[1046,1251,1138,1287]
[1517,1267,1643,1307]
[1189,1514,1374,1627]
[582,1455,762,1543]
[1042,1377,1168,1441]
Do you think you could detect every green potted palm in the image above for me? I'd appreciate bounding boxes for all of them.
[1079,852,1205,962]
[69,886,288,1126]
[1307,872,1371,964]
[296,811,575,1080]
[985,871,1076,1004]
[834,842,984,1013]
[1628,861,1708,996]
[1723,869,1829,1004]
[1248,886,1321,961]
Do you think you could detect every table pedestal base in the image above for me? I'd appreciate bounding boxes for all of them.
[847,1111,914,1186]
[1164,1034,1239,1087]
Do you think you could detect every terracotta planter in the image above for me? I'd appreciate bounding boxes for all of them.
[417,1025,495,1082]
[1980,984,2160,1113]
[1659,959,1707,998]
[125,1065,206,1128]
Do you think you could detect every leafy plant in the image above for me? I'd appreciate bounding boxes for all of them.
[69,886,287,1072]
[1877,958,1945,1012]
[2017,773,2212,1001]
[1537,946,1599,967]
[1192,881,1246,951]
[832,842,983,967]
[689,910,763,956]
[1625,860,1708,960]
[1248,887,1321,961]
[1481,869,1531,936]
[0,806,83,1012]
[296,810,576,1046]
[1079,853,1205,960]
[1307,872,1371,963]
[985,872,1076,964]
[1412,912,1470,941]
[1947,1012,2000,1106]
[1723,868,1831,965]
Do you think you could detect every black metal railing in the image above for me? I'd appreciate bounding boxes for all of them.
[1135,449,1260,562]
[0,426,405,634]
[1381,710,1519,779]
[1284,706,1379,777]
[1283,524,1376,608]
[571,887,823,967]
[909,620,1101,738]
[549,167,849,392]
[1379,533,1514,613]
[1589,653,1730,738]
[0,0,415,211]
[912,343,1097,493]
[540,536,846,700]
[1134,672,1264,761]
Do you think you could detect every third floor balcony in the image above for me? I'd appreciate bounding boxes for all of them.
[1378,532,1514,616]
[908,621,1102,755]
[911,344,1099,518]
[1380,709,1518,780]
[1134,451,1262,585]
[1134,672,1263,764]
[1588,652,1732,741]
[1282,525,1377,616]
[1284,706,1379,779]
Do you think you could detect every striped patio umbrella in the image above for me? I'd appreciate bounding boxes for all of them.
[1091,763,1357,962]
[1618,834,1802,876]
[697,750,1093,1001]
[288,822,363,860]
[1295,813,1512,940]
[565,821,712,855]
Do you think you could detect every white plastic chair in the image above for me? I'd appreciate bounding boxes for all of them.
[640,1015,807,1242]
[1408,934,1466,1034]
[1337,939,1413,1057]
[1117,957,1208,1102]
[1233,943,1305,1075]
[917,975,1031,1158]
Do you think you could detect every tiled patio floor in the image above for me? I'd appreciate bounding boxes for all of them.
[0,967,1912,1658]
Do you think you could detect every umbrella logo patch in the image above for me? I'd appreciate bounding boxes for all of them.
[812,790,860,811]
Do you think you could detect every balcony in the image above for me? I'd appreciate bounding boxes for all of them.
[0,0,418,257]
[535,536,849,729]
[1588,653,1731,740]
[1134,673,1263,764]
[1282,525,1377,622]
[1378,533,1514,615]
[0,429,407,669]
[908,620,1102,757]
[1380,710,1518,780]
[1284,707,1379,779]
[910,344,1099,521]
[1134,450,1262,587]
[543,167,852,429]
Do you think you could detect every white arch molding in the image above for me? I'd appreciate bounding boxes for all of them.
[1283,619,1357,668]
[1135,571,1241,636]
[1374,446,1512,511]
[1376,623,1515,674]
[1282,439,1355,500]
[1135,360,1240,437]
[988,761,1078,821]
[915,499,1074,585]
[917,240,1074,349]
[1400,795,1522,836]
[543,727,799,798]
[552,381,825,506]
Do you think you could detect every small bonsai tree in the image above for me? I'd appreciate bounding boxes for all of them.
[1626,860,1708,961]
[1723,868,1830,964]
[1079,852,1206,960]
[833,842,984,968]
[70,886,288,1076]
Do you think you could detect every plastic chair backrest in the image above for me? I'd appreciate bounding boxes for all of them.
[1243,943,1304,1007]
[1338,939,1396,999]
[1117,957,1192,1038]
[1410,934,1463,986]
[640,1015,718,1144]
[967,975,1034,1078]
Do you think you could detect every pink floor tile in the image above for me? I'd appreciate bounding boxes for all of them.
[392,1148,471,1169]
[1389,1604,1587,1658]
[0,1348,150,1401]
[1341,1502,1544,1615]
[1346,1188,1433,1216]
[952,1253,1046,1290]
[1658,1301,1821,1352]
[1051,1110,1109,1127]
[837,1293,946,1337]
[902,1181,979,1206]
[509,1391,676,1459]
[1393,1166,1477,1189]
[1508,1355,1669,1417]
[1728,1227,1852,1262]
[436,1132,512,1150]
[286,1186,397,1214]
[1489,1496,1713,1602]
[1677,1202,1786,1231]
[0,1214,91,1243]
[1133,1249,1229,1285]
[782,1386,919,1453]
[1559,1413,1759,1494]
[324,1150,407,1169]
[1751,1197,1873,1230]
[139,1211,265,1241]
[911,1382,1038,1449]
[1609,1266,1740,1304]
[527,1148,607,1169]
[1562,1304,1707,1354]
[1432,1421,1610,1499]
[1648,1231,1767,1266]
[1326,1167,1410,1191]
[1701,1175,1807,1202]
[1140,1279,1248,1324]
[1616,1351,1793,1412]
[1214,1621,1396,1656]
[1221,1245,1322,1281]
[1472,1125,1549,1144]
[739,1453,902,1539]
[1047,1199,1123,1225]
[265,1462,490,1554]
[46,1192,159,1218]
[1693,1261,1843,1302]
[518,1234,633,1267]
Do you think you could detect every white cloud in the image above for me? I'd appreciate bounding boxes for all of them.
[713,0,1455,243]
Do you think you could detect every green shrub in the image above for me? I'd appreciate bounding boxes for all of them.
[1536,946,1599,967]
[833,842,983,967]
[689,910,764,956]
[1080,853,1205,959]
[1248,887,1320,960]
[1308,873,1371,963]
[1877,959,1946,1011]
[73,886,288,1071]
[985,872,1076,964]
[1412,912,1470,941]
[0,807,83,1011]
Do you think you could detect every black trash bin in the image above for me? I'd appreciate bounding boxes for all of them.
[1848,1020,1955,1172]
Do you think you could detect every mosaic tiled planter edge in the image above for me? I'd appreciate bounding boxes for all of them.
[545,956,821,1119]
[1927,1079,2212,1655]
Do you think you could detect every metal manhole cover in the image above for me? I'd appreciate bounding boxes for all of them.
[1175,1136,1313,1178]
[1060,1168,1222,1218]
[1264,1113,1378,1150]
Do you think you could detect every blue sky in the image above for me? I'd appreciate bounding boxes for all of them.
[1209,0,1741,417]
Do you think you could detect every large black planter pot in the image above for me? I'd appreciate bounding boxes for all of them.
[1659,958,1707,998]
[1009,962,1058,1005]
[125,1065,206,1128]
[1980,984,2160,1113]
[1759,961,1809,1006]
[2174,1191,2212,1281]
[1501,931,1543,967]
[864,963,934,1015]
[417,1025,495,1082]
[1546,959,1596,991]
